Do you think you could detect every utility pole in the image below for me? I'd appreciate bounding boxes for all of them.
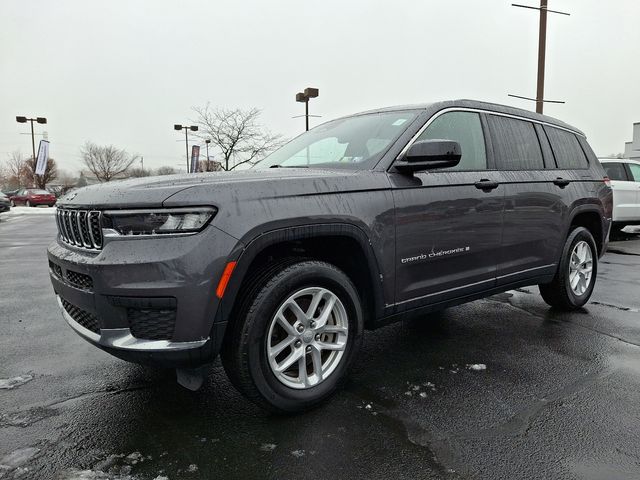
[141,156,144,172]
[509,1,569,114]
[174,124,199,173]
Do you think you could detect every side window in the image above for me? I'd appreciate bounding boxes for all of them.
[416,111,487,171]
[628,163,640,182]
[544,127,589,169]
[486,115,544,170]
[603,163,629,181]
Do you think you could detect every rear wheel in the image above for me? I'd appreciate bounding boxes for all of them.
[222,260,363,413]
[539,227,598,310]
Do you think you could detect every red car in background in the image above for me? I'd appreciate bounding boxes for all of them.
[9,188,57,207]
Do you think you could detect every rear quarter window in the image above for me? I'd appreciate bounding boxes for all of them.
[544,126,589,169]
[486,115,544,170]
[602,162,629,181]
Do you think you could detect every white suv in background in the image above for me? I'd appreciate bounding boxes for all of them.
[600,158,640,234]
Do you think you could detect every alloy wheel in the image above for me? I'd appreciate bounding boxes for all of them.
[266,287,348,389]
[569,240,593,296]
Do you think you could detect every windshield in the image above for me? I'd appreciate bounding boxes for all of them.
[254,111,417,169]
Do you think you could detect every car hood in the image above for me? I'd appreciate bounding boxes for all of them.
[57,168,376,209]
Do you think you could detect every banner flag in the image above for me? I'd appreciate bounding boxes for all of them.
[190,145,200,173]
[35,140,50,175]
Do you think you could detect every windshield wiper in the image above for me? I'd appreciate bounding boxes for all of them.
[269,165,308,168]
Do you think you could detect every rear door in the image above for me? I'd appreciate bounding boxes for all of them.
[486,114,567,285]
[625,163,640,222]
[602,162,636,222]
[389,110,504,309]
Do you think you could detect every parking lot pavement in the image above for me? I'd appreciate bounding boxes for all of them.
[2,215,640,480]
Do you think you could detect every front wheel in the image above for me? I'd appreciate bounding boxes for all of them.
[222,260,363,413]
[539,227,598,310]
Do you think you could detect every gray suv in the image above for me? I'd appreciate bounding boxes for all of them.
[48,100,612,412]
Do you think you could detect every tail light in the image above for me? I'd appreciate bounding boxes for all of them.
[603,176,611,187]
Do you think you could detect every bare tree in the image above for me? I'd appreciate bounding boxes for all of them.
[80,142,138,182]
[192,104,283,170]
[2,151,27,188]
[24,157,58,189]
[198,159,222,172]
[154,166,179,176]
[56,169,77,195]
[128,167,151,178]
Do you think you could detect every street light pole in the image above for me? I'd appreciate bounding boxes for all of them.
[174,124,199,173]
[16,116,47,163]
[510,2,569,114]
[536,0,548,114]
[295,87,319,131]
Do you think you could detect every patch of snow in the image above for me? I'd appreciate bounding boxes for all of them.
[291,450,305,458]
[0,374,34,390]
[61,469,137,479]
[0,447,40,468]
[466,364,487,371]
[364,403,372,410]
[419,392,427,398]
[124,452,143,465]
[0,206,56,218]
[187,464,198,473]
[260,443,277,452]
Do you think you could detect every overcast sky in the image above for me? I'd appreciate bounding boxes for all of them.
[1,0,638,173]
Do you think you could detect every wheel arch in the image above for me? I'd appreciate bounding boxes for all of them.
[567,206,606,256]
[218,223,386,330]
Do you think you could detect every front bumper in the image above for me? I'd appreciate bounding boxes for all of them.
[57,296,215,367]
[48,224,239,368]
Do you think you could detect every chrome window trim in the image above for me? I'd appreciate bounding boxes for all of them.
[395,107,586,161]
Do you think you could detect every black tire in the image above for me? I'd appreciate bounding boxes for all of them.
[221,260,363,413]
[539,227,598,310]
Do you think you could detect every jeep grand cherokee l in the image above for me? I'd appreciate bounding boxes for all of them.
[48,100,612,412]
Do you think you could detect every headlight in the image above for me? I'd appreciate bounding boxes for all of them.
[102,207,217,236]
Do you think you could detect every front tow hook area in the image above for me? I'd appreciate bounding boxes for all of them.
[176,366,208,391]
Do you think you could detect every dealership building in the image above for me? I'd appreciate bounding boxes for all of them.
[624,122,640,160]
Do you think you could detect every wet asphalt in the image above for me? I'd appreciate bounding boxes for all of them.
[1,212,640,480]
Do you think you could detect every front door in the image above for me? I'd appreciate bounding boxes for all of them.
[389,111,504,310]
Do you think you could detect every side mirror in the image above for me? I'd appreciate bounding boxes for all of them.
[395,139,461,174]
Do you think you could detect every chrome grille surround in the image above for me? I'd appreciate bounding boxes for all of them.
[56,208,103,250]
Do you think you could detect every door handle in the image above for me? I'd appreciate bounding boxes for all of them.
[474,179,499,191]
[553,177,571,188]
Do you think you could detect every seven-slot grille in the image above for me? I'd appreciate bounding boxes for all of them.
[56,208,103,250]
